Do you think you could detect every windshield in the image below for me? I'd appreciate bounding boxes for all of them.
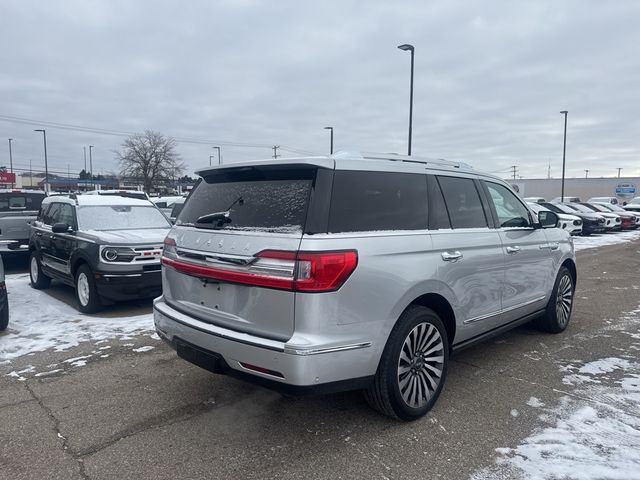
[604,204,625,212]
[545,203,577,214]
[585,203,609,213]
[569,203,599,214]
[77,205,171,230]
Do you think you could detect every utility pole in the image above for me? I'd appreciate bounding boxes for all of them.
[8,138,14,188]
[617,167,623,178]
[585,169,589,179]
[89,145,94,190]
[272,145,280,159]
[560,110,568,202]
[547,162,551,179]
[212,146,221,165]
[83,146,87,173]
[510,165,518,180]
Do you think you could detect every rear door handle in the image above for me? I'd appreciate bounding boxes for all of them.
[549,242,559,250]
[506,246,521,254]
[441,251,463,262]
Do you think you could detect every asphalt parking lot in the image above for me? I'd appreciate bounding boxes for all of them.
[1,240,640,480]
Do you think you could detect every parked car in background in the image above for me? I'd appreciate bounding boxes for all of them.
[523,197,546,203]
[0,190,47,254]
[581,202,636,230]
[587,196,619,205]
[155,153,576,420]
[0,254,8,331]
[623,197,640,212]
[528,202,582,235]
[168,198,186,223]
[593,202,640,228]
[29,193,172,313]
[541,202,605,235]
[151,196,184,217]
[551,196,581,203]
[566,203,620,231]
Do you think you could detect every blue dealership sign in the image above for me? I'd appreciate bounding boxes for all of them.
[615,183,636,199]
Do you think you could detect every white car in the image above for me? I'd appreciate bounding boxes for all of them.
[588,196,619,205]
[623,197,640,213]
[551,196,580,203]
[528,202,582,235]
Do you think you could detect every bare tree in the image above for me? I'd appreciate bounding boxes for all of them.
[116,130,185,192]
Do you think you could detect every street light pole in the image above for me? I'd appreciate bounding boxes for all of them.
[323,127,334,154]
[209,155,214,166]
[34,129,49,193]
[212,146,221,165]
[559,110,568,202]
[89,145,94,190]
[617,167,623,178]
[8,138,14,187]
[398,44,415,156]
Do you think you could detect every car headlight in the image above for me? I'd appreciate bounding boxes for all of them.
[101,247,136,263]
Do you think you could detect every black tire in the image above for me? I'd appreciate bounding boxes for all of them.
[74,264,102,313]
[29,251,51,289]
[364,306,449,421]
[535,266,574,333]
[0,303,8,331]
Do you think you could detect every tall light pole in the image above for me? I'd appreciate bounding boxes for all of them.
[559,110,568,202]
[617,167,623,178]
[398,43,415,156]
[8,138,14,187]
[323,127,334,154]
[585,169,589,179]
[209,155,214,166]
[34,129,49,193]
[212,146,221,165]
[89,145,94,190]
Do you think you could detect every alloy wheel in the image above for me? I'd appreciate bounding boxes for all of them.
[77,273,90,307]
[555,274,573,327]
[397,322,445,408]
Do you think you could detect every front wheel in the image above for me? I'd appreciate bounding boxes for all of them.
[75,264,102,313]
[29,251,51,289]
[364,306,449,421]
[535,266,574,333]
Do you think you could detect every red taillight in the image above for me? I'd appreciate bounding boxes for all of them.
[161,249,358,293]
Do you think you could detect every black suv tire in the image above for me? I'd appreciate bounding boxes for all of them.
[535,266,574,333]
[365,306,449,420]
[29,251,51,289]
[74,264,102,313]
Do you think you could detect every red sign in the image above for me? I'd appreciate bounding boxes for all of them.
[0,172,16,184]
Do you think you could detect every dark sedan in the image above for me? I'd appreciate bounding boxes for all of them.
[541,202,605,235]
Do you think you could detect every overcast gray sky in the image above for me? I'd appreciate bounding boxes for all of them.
[1,0,639,180]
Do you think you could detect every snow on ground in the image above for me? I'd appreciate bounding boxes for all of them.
[473,307,640,480]
[0,273,156,362]
[572,229,640,252]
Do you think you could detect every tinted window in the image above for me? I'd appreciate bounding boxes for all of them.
[328,171,427,233]
[437,176,487,228]
[485,182,531,228]
[0,192,45,212]
[178,167,315,234]
[428,176,451,229]
[42,203,60,226]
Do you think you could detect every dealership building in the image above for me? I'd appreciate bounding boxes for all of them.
[508,177,639,203]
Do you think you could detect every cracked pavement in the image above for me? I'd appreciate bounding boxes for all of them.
[1,240,639,479]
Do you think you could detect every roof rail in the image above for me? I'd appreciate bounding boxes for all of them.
[360,152,473,170]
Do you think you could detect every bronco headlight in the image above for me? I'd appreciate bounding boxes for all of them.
[101,247,136,263]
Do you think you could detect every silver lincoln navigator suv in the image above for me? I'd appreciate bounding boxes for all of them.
[154,152,576,420]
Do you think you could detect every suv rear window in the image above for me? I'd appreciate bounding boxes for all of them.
[0,192,45,212]
[328,171,428,232]
[177,167,316,234]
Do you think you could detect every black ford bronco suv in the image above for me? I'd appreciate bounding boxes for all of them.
[29,192,171,312]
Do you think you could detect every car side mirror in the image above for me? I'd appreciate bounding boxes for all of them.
[52,223,72,233]
[537,211,558,229]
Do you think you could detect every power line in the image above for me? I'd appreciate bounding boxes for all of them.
[0,113,310,153]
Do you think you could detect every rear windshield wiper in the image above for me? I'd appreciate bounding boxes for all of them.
[195,211,232,227]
